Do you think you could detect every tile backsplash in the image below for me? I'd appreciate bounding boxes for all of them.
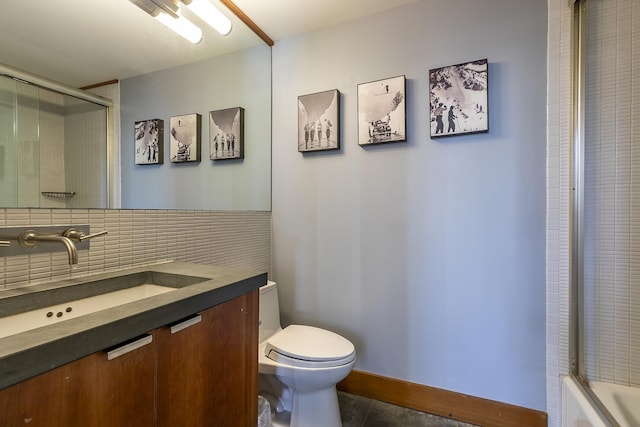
[0,209,271,289]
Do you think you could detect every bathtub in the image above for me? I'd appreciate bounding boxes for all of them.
[562,376,640,427]
[590,381,640,427]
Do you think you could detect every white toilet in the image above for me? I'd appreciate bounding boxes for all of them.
[258,281,356,427]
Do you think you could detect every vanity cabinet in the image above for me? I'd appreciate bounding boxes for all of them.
[156,290,259,426]
[0,332,156,427]
[0,290,259,427]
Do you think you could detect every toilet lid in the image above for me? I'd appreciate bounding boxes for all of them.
[265,325,356,368]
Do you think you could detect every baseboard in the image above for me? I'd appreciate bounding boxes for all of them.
[337,370,547,427]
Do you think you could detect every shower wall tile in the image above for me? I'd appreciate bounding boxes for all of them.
[548,3,640,425]
[579,0,640,389]
[546,1,573,426]
[0,208,271,289]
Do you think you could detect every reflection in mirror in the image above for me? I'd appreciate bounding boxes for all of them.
[0,0,272,211]
[120,44,271,211]
[0,70,111,208]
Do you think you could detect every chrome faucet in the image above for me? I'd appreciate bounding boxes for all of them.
[15,228,108,265]
[1,225,107,265]
[18,230,78,265]
[63,228,108,242]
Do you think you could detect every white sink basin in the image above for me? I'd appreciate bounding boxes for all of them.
[0,284,174,339]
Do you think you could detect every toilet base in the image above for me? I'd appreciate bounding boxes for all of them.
[289,385,342,427]
[260,378,342,427]
[271,410,291,427]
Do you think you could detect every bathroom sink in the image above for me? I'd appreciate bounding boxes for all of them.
[0,270,208,339]
[0,284,174,339]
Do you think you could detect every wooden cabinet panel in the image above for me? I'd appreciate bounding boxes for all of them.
[156,290,258,427]
[0,290,259,427]
[0,332,156,427]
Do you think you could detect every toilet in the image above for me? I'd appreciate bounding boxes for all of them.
[258,281,356,427]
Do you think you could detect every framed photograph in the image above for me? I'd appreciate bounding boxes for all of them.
[298,89,340,152]
[169,113,201,162]
[134,119,163,165]
[429,58,488,138]
[210,107,244,160]
[357,75,406,146]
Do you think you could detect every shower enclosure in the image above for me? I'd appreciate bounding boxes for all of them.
[0,64,112,208]
[571,0,640,425]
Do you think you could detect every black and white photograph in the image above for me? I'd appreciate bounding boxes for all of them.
[169,113,201,163]
[429,58,488,138]
[357,75,406,146]
[210,107,244,160]
[134,119,163,165]
[298,89,340,152]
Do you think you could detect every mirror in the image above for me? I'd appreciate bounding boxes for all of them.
[119,44,271,211]
[0,69,111,208]
[0,1,271,211]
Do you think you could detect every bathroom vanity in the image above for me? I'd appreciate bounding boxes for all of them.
[0,262,266,427]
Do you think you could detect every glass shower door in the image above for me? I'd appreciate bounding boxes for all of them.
[0,73,109,208]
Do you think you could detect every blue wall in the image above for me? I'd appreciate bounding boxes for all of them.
[271,0,547,411]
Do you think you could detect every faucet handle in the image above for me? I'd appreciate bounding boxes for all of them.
[63,229,108,241]
[0,240,10,247]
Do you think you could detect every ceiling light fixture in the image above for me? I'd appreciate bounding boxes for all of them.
[130,0,226,44]
[183,0,232,36]
[155,11,203,43]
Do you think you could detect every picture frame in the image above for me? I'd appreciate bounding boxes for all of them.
[134,119,163,165]
[429,58,488,138]
[357,75,406,146]
[209,107,244,160]
[298,89,340,152]
[169,113,201,163]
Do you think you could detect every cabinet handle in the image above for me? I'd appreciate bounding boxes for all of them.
[170,314,202,334]
[107,334,153,360]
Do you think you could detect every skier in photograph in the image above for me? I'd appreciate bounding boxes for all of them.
[316,121,322,146]
[213,134,219,156]
[304,122,310,149]
[325,119,332,145]
[151,140,157,162]
[309,121,316,145]
[433,102,446,134]
[447,105,457,133]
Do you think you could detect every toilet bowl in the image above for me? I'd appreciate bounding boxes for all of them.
[258,281,356,427]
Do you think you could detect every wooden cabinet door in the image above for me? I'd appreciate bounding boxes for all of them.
[0,332,156,427]
[156,290,259,427]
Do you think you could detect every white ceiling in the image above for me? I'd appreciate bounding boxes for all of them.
[0,0,419,88]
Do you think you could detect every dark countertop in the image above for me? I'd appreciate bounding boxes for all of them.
[0,262,267,390]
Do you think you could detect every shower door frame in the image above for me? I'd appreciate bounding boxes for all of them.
[0,63,115,208]
[569,1,625,426]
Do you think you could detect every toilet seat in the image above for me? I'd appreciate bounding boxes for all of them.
[265,325,356,369]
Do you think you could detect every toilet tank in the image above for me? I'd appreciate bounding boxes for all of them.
[259,281,282,343]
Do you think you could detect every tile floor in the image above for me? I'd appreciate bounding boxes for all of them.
[338,392,479,427]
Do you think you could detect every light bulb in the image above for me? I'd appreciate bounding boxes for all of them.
[156,13,203,43]
[184,0,232,36]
